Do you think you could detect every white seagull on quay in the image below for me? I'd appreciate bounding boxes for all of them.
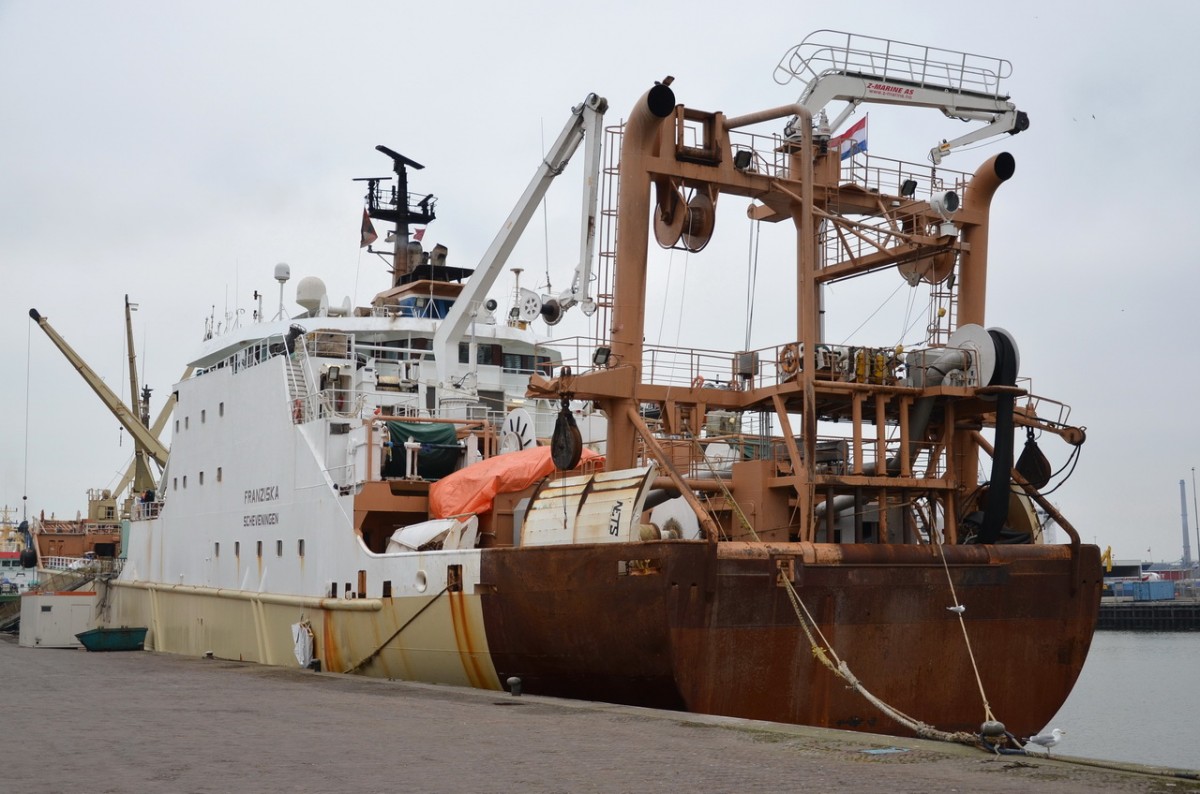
[1025,728,1066,756]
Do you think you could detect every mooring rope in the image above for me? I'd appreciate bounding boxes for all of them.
[932,534,997,725]
[345,585,449,674]
[778,571,979,746]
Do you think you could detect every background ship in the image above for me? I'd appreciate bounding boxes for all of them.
[0,508,38,607]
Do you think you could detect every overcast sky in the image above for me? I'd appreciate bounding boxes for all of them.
[2,1,1197,563]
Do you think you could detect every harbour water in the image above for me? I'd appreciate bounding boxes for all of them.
[1039,630,1199,770]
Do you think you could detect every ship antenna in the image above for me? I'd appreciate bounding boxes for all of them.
[370,146,435,287]
[273,263,291,321]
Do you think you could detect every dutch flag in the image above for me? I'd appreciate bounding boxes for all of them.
[832,115,868,161]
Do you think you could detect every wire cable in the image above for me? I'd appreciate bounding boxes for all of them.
[23,317,32,520]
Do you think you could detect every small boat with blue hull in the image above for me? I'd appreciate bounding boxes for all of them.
[76,626,148,652]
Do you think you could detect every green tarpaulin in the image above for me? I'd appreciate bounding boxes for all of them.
[382,421,461,480]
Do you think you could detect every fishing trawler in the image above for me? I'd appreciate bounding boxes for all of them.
[74,31,1099,742]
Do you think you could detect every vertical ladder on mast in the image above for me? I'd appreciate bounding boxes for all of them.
[592,125,624,347]
[927,273,958,348]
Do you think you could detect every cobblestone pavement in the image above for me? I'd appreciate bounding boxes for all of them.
[3,635,1193,793]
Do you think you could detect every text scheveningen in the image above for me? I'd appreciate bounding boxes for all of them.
[243,513,279,527]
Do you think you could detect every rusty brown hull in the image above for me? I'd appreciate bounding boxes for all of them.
[479,541,1101,738]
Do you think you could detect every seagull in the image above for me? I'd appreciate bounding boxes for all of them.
[947,605,965,614]
[1026,728,1066,756]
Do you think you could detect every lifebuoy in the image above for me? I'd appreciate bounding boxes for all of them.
[692,375,705,389]
[779,344,800,375]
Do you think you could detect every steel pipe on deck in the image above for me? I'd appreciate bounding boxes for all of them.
[110,579,384,611]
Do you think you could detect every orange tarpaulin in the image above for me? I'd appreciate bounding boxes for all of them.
[429,446,603,519]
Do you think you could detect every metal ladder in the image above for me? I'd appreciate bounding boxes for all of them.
[285,345,312,423]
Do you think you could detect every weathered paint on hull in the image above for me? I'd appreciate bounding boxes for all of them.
[107,540,1100,740]
[107,582,502,690]
[479,541,1102,739]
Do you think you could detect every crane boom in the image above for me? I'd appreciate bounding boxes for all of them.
[775,30,1028,163]
[112,366,191,499]
[432,92,607,391]
[29,308,169,466]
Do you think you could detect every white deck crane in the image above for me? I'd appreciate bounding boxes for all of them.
[774,30,1028,163]
[432,92,607,393]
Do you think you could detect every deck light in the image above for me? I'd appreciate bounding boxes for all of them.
[930,190,959,219]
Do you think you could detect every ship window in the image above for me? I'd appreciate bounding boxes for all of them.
[330,582,338,598]
[478,390,505,415]
[217,467,222,482]
[185,416,189,429]
[298,539,305,557]
[201,409,206,423]
[235,541,240,557]
[460,343,501,365]
[219,402,225,417]
[175,420,179,433]
[382,580,392,598]
[199,471,205,485]
[214,542,219,558]
[173,477,178,491]
[276,540,283,557]
[256,540,262,558]
[183,476,187,489]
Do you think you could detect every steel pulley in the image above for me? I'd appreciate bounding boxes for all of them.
[551,397,582,470]
[1015,427,1052,490]
[653,181,717,252]
[681,191,715,252]
[550,366,583,470]
[653,181,686,248]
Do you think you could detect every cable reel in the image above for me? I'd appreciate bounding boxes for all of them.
[653,180,717,252]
